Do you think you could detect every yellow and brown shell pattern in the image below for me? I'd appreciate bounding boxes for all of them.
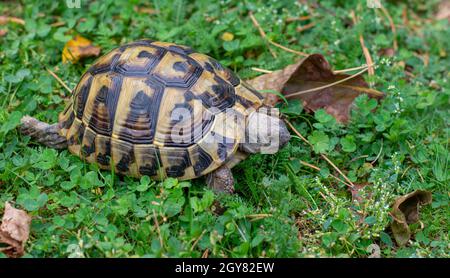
[58,40,264,180]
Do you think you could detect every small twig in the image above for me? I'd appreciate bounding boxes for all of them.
[286,15,312,22]
[350,10,375,83]
[349,155,369,163]
[401,165,412,179]
[299,160,321,171]
[152,209,164,249]
[285,120,355,188]
[246,213,273,218]
[286,121,311,147]
[299,160,353,187]
[233,220,247,242]
[50,21,65,27]
[253,63,374,77]
[319,154,355,188]
[268,40,308,57]
[190,230,206,251]
[329,174,353,187]
[0,15,25,26]
[251,67,273,74]
[413,52,429,67]
[379,5,398,51]
[318,191,328,201]
[334,63,375,74]
[401,7,409,27]
[284,66,384,98]
[5,168,33,187]
[249,11,277,58]
[134,6,159,15]
[46,68,72,93]
[370,141,383,165]
[201,249,209,258]
[246,214,273,222]
[248,11,266,37]
[416,168,425,183]
[224,7,238,15]
[296,22,315,33]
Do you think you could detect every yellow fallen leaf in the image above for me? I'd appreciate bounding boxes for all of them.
[62,35,101,64]
[221,32,234,41]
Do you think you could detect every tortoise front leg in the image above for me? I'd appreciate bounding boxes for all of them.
[206,165,235,194]
[20,116,67,149]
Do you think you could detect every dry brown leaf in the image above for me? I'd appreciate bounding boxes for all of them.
[0,29,7,37]
[247,54,385,123]
[436,0,450,22]
[0,202,32,258]
[390,190,432,246]
[247,63,300,107]
[378,48,395,57]
[62,35,101,64]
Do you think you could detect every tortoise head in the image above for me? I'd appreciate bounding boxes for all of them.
[240,107,291,154]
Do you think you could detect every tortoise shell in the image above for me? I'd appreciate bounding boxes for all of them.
[58,40,265,180]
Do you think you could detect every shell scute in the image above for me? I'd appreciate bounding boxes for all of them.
[61,40,265,180]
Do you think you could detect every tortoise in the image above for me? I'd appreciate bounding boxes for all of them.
[20,40,291,193]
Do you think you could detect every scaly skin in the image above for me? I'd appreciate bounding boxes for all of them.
[20,116,67,149]
[206,165,235,194]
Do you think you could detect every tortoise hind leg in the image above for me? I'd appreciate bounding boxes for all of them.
[206,165,235,194]
[20,116,67,149]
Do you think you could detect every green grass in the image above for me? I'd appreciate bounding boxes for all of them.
[0,0,448,258]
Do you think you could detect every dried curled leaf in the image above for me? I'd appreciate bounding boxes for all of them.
[247,54,385,123]
[62,35,101,64]
[390,190,432,246]
[0,202,32,258]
